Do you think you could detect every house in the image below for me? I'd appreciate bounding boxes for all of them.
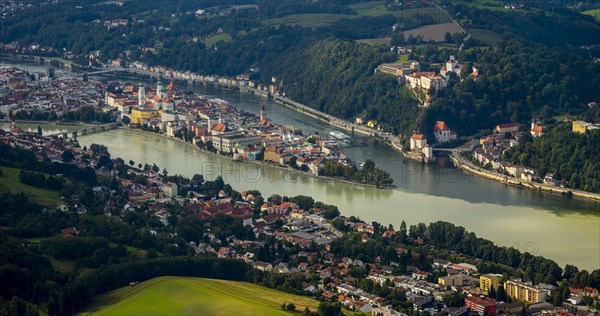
[61,226,86,236]
[439,275,465,287]
[433,121,457,143]
[465,296,497,316]
[531,124,544,137]
[495,123,519,134]
[572,121,600,134]
[410,133,427,151]
[355,116,366,125]
[162,182,178,197]
[440,55,462,78]
[372,305,402,316]
[254,261,273,271]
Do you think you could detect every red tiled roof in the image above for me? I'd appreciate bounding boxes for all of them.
[433,121,449,132]
[531,125,544,133]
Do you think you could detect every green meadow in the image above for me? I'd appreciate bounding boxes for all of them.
[0,166,61,207]
[583,9,600,21]
[79,276,322,315]
[203,33,233,46]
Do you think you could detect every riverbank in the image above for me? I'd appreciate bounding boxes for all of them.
[124,128,395,190]
[450,152,600,202]
[5,56,596,201]
[2,118,94,127]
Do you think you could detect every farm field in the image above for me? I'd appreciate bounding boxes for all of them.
[262,13,357,28]
[583,9,600,20]
[78,276,322,316]
[355,37,391,45]
[0,166,61,207]
[403,22,463,42]
[351,2,451,23]
[469,28,503,45]
[432,0,509,11]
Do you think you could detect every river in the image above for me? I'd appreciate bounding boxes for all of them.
[2,60,599,270]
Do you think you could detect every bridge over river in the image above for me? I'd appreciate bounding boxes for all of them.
[45,122,120,139]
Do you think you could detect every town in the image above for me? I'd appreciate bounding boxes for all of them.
[0,128,598,316]
[0,66,393,188]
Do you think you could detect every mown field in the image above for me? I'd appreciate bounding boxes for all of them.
[262,13,357,28]
[433,0,510,11]
[79,277,322,316]
[583,8,600,21]
[404,22,463,42]
[469,28,503,45]
[350,1,451,23]
[0,166,61,207]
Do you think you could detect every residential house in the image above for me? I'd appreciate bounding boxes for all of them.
[495,123,519,134]
[433,121,457,143]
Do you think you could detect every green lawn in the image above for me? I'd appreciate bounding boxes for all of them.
[583,9,600,21]
[0,166,61,207]
[469,28,503,45]
[349,1,388,16]
[262,13,357,28]
[433,0,510,11]
[203,33,233,46]
[79,277,322,316]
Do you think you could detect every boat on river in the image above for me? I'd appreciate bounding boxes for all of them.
[329,131,352,143]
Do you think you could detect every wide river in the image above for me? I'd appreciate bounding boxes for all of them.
[2,61,599,270]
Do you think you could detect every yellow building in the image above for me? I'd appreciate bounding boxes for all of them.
[504,280,546,303]
[367,120,378,128]
[572,120,600,134]
[438,275,464,287]
[480,273,502,294]
[131,107,161,125]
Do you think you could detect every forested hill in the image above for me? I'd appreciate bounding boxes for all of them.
[264,40,421,135]
[423,41,600,136]
[505,124,600,193]
[2,0,600,137]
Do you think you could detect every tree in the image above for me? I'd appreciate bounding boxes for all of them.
[152,163,160,173]
[489,285,496,299]
[129,160,135,166]
[496,285,507,302]
[37,125,42,135]
[121,116,130,125]
[61,149,74,162]
[445,31,452,43]
[443,291,466,307]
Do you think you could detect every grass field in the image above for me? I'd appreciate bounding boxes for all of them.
[79,277,322,316]
[203,33,233,46]
[262,13,357,28]
[349,1,388,16]
[355,37,391,45]
[433,0,510,11]
[469,28,503,45]
[404,22,463,42]
[583,9,600,20]
[350,0,451,23]
[0,166,61,207]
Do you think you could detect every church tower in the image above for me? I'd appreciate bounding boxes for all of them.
[138,83,145,106]
[260,105,266,121]
[157,80,167,99]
